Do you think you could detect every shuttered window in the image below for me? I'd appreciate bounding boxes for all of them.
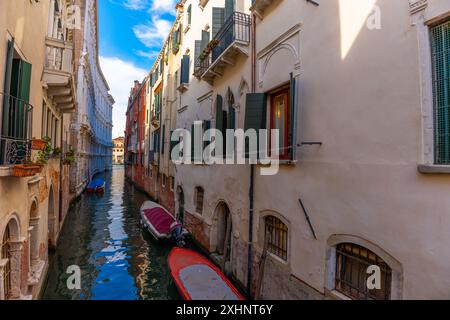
[187,4,192,25]
[431,20,450,164]
[212,7,225,38]
[224,0,235,21]
[195,186,204,214]
[180,55,190,85]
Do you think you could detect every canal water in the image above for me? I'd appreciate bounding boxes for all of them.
[41,165,180,300]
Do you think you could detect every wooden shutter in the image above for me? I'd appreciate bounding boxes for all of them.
[224,0,235,21]
[161,124,165,154]
[244,93,267,131]
[194,40,202,69]
[290,73,297,160]
[2,39,14,136]
[201,30,210,51]
[10,59,32,139]
[203,120,211,151]
[191,123,195,161]
[187,5,192,25]
[216,95,224,131]
[229,106,236,130]
[181,55,190,84]
[212,7,225,37]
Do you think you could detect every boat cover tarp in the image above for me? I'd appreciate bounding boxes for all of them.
[143,208,176,234]
[88,179,104,189]
[179,264,240,300]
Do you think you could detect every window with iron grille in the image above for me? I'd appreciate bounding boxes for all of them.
[195,186,204,214]
[264,216,288,261]
[335,243,392,300]
[431,20,450,164]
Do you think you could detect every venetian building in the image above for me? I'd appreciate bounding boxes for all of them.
[70,0,113,196]
[0,0,77,299]
[112,137,124,164]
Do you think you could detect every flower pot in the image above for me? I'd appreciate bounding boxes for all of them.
[31,139,46,151]
[12,165,40,177]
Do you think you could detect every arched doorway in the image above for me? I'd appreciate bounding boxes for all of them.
[176,186,184,223]
[1,216,21,300]
[215,202,232,269]
[47,186,56,249]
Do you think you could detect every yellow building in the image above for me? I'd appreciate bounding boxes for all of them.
[0,0,77,299]
[112,137,124,164]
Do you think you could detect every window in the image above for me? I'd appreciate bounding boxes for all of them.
[335,243,392,300]
[2,226,11,299]
[195,186,204,214]
[162,174,167,188]
[180,55,190,85]
[264,216,288,261]
[187,4,192,26]
[270,88,290,160]
[170,176,175,191]
[431,20,450,164]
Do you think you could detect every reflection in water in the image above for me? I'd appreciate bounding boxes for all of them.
[42,166,179,300]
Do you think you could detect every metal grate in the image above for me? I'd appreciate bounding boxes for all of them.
[265,216,288,261]
[2,226,11,299]
[335,243,392,300]
[431,20,450,164]
[195,187,204,214]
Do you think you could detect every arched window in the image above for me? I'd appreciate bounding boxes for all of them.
[195,187,204,214]
[335,243,392,300]
[264,216,288,261]
[2,225,11,299]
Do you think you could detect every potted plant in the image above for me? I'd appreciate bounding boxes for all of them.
[52,147,62,157]
[31,137,47,151]
[11,157,42,177]
[63,149,75,165]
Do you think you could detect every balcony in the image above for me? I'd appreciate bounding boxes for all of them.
[42,37,76,113]
[194,12,251,83]
[250,0,278,19]
[0,93,34,176]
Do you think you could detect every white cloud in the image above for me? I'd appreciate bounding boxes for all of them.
[123,0,149,10]
[151,0,177,13]
[133,16,172,48]
[99,56,147,138]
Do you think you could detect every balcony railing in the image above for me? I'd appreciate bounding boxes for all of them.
[45,37,74,74]
[0,92,33,165]
[194,12,251,77]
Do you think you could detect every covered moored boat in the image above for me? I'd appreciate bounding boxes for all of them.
[168,247,245,300]
[140,201,187,246]
[87,178,105,193]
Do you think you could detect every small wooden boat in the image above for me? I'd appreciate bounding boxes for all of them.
[140,201,187,245]
[87,178,105,193]
[168,247,245,300]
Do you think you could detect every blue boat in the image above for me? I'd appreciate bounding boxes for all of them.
[87,178,105,193]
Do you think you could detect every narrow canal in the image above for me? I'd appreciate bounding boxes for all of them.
[41,165,180,300]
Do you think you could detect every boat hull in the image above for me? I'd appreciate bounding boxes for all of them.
[168,247,245,300]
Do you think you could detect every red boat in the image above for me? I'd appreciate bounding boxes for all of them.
[168,247,245,300]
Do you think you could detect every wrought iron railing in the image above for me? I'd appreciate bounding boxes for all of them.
[0,92,34,165]
[194,12,251,77]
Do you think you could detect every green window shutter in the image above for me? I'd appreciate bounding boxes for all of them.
[181,55,190,84]
[2,39,14,137]
[201,30,210,51]
[203,120,211,151]
[289,73,297,160]
[431,21,450,164]
[216,95,224,131]
[161,124,165,154]
[229,106,236,130]
[170,130,177,154]
[244,93,267,131]
[187,5,192,25]
[224,0,235,21]
[194,40,202,69]
[10,59,32,139]
[212,7,225,38]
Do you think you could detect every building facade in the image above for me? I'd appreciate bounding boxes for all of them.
[0,0,78,299]
[125,0,450,300]
[70,0,113,196]
[112,137,124,164]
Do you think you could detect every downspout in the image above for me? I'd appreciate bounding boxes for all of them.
[58,114,64,233]
[247,12,257,297]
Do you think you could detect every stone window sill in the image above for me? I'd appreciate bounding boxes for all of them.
[418,164,450,174]
[326,289,352,300]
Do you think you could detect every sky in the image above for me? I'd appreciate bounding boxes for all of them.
[98,0,177,138]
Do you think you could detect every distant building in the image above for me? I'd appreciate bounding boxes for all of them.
[112,137,124,164]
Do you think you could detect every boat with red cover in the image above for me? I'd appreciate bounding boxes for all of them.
[140,201,187,245]
[168,247,245,300]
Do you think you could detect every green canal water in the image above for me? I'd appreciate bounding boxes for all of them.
[41,165,180,300]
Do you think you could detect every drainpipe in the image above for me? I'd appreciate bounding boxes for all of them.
[247,12,257,297]
[58,114,64,234]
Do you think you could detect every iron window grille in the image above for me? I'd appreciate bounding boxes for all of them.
[265,216,288,261]
[335,243,392,300]
[431,20,450,164]
[195,187,204,214]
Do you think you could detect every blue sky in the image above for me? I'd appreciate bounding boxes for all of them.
[98,0,177,137]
